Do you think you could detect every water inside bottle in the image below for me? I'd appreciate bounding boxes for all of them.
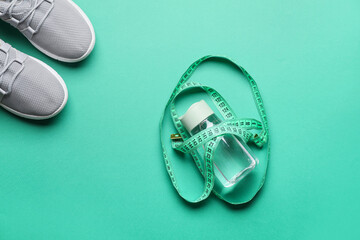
[191,114,257,187]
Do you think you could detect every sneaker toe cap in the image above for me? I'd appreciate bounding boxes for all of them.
[30,0,95,62]
[1,57,68,119]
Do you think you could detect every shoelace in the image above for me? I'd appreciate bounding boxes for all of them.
[0,0,54,36]
[0,42,25,100]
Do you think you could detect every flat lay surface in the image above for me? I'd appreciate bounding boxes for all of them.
[0,0,359,239]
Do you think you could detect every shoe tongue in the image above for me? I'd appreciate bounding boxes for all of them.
[0,40,11,69]
[0,50,7,68]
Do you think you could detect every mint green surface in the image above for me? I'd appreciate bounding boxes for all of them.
[0,0,359,239]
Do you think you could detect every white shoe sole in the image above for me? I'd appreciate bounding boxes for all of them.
[29,0,96,63]
[0,56,68,120]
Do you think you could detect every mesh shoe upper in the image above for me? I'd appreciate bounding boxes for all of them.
[0,0,95,62]
[0,39,67,119]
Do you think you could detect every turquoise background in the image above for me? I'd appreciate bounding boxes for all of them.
[1,0,360,239]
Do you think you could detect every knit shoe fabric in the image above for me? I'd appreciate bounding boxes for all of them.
[0,39,68,119]
[0,0,95,62]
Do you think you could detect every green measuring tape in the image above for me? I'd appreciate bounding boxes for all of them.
[160,56,270,204]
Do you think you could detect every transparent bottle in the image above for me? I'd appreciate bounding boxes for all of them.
[179,100,258,188]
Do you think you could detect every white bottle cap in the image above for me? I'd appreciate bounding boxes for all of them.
[179,100,214,132]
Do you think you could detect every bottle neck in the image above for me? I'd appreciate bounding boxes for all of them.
[190,114,222,135]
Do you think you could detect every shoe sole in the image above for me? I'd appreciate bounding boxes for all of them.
[0,56,68,120]
[28,0,96,63]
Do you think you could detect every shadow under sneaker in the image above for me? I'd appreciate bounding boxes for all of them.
[0,0,95,62]
[0,39,68,119]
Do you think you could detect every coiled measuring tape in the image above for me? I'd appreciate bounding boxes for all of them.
[160,56,270,204]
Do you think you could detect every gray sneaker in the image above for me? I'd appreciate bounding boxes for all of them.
[0,39,67,119]
[0,0,95,62]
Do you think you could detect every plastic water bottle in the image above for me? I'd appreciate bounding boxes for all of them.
[179,100,258,188]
